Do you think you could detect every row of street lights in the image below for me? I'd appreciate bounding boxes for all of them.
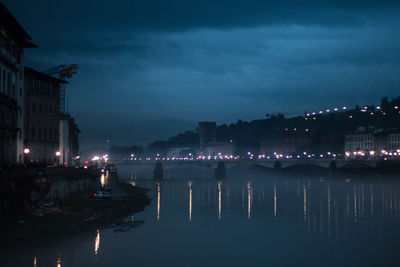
[23,148,62,165]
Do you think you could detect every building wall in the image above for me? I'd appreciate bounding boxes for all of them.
[16,50,24,164]
[345,133,374,153]
[59,117,69,165]
[59,114,80,166]
[0,94,17,165]
[199,121,216,146]
[24,68,61,164]
[0,29,20,165]
[0,3,36,165]
[388,133,400,151]
[374,134,388,153]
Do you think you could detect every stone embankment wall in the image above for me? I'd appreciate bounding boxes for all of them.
[0,168,100,213]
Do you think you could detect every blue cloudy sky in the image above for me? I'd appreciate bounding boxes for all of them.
[4,0,400,147]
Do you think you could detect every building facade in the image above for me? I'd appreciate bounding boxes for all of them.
[387,132,400,152]
[59,113,80,166]
[344,128,400,158]
[24,67,64,164]
[199,121,216,146]
[344,132,374,154]
[0,3,36,166]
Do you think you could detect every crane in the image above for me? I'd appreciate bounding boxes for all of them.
[42,64,78,114]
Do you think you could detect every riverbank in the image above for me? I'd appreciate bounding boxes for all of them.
[0,173,151,246]
[0,167,101,213]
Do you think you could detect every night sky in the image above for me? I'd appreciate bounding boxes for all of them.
[4,0,400,147]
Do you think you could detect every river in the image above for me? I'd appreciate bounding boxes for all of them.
[2,165,400,266]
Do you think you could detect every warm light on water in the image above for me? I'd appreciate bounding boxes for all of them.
[247,182,252,219]
[94,230,100,256]
[156,183,161,221]
[100,174,105,186]
[189,182,193,221]
[218,182,221,220]
[273,182,277,218]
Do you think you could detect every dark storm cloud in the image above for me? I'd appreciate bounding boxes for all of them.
[5,0,400,33]
[3,0,400,146]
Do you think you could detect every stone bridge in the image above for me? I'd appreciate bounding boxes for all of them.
[113,159,379,170]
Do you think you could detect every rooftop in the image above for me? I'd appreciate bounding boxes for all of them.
[0,2,37,48]
[24,67,67,84]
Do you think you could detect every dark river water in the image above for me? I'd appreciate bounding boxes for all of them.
[3,165,400,266]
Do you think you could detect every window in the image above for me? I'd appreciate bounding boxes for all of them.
[2,70,5,92]
[31,126,35,139]
[7,72,11,96]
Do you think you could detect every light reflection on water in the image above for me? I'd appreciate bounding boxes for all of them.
[142,177,400,233]
[156,182,160,221]
[217,182,221,220]
[3,174,400,266]
[94,230,100,256]
[189,182,193,221]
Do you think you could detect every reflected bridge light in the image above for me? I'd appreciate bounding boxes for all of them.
[95,229,100,256]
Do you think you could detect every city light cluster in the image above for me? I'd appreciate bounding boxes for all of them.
[345,149,400,159]
[305,105,400,121]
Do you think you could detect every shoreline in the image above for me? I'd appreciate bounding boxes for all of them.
[0,172,151,247]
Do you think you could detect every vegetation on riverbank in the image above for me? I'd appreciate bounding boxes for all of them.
[0,177,151,246]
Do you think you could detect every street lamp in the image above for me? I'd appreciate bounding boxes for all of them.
[56,151,61,166]
[24,148,30,165]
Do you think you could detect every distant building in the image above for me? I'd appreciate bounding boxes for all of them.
[344,127,400,157]
[374,130,388,154]
[199,145,214,157]
[0,3,36,166]
[24,67,65,164]
[214,142,234,156]
[199,121,216,146]
[59,114,80,166]
[387,132,400,152]
[344,127,375,156]
[167,146,196,158]
[260,130,311,155]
